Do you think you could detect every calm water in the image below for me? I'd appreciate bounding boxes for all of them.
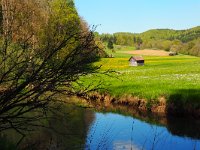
[85,112,200,150]
[1,107,200,150]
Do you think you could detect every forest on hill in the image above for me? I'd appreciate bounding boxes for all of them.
[98,26,200,56]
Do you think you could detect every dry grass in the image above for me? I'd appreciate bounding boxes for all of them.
[123,49,170,56]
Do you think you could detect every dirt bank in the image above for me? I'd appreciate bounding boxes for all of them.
[87,92,200,118]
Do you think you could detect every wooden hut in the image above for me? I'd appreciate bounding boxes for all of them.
[129,56,144,66]
[169,51,178,56]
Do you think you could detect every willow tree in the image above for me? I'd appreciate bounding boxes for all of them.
[0,0,99,135]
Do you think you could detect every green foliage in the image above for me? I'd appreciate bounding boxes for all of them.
[94,34,108,58]
[140,26,200,42]
[99,26,200,57]
[100,33,138,47]
[107,39,114,49]
[140,28,200,55]
[40,0,80,60]
[114,33,135,46]
[0,0,100,134]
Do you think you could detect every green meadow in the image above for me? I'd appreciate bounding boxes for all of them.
[79,48,200,107]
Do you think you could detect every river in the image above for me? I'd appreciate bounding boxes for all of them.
[85,112,200,150]
[1,105,200,150]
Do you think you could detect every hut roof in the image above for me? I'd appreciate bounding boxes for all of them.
[129,56,144,61]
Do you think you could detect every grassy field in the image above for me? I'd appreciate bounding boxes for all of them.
[78,48,200,108]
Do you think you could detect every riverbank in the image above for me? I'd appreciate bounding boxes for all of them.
[85,92,200,118]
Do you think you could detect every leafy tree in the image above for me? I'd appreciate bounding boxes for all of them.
[0,0,100,135]
[107,39,114,49]
[135,37,143,49]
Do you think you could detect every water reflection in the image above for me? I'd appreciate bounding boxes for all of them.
[85,112,200,150]
[0,106,95,150]
[1,106,200,150]
[166,116,200,139]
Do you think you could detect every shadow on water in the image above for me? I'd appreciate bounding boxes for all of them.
[0,105,95,150]
[166,116,200,139]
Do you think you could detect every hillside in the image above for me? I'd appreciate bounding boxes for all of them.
[99,26,200,57]
[140,26,200,42]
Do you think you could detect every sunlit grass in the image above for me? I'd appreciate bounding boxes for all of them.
[82,52,200,101]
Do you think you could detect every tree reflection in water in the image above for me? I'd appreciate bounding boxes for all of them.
[0,105,95,150]
[1,105,200,150]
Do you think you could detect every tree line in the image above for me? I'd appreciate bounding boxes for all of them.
[98,26,200,56]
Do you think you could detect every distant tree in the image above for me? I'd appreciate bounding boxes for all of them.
[100,33,113,43]
[161,40,172,51]
[135,37,143,49]
[93,32,108,57]
[107,39,114,49]
[190,40,200,56]
[133,36,137,43]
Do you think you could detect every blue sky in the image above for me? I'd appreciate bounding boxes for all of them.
[75,0,200,34]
